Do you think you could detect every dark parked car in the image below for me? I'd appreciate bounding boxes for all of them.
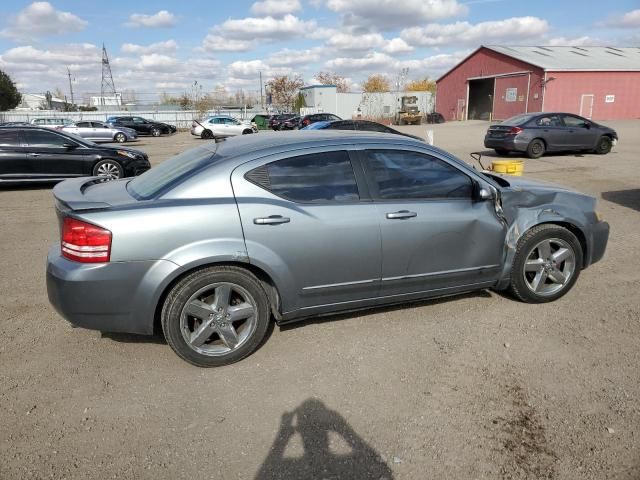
[107,116,176,137]
[302,119,423,140]
[269,113,297,131]
[46,132,608,367]
[484,112,618,158]
[0,126,149,183]
[280,113,342,130]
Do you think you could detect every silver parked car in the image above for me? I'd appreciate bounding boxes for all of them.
[30,117,73,129]
[47,132,609,367]
[62,121,138,143]
[190,116,258,139]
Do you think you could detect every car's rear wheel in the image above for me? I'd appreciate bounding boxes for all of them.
[495,149,509,156]
[594,136,612,155]
[93,159,123,180]
[114,132,126,143]
[509,224,582,303]
[526,139,545,159]
[161,266,270,367]
[201,129,214,139]
[151,127,161,137]
[242,129,253,135]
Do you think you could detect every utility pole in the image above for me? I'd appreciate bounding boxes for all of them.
[67,67,75,106]
[259,71,263,109]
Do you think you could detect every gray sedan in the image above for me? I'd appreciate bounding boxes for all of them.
[62,121,138,143]
[46,132,609,367]
[484,112,618,158]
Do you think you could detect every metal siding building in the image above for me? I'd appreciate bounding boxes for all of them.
[436,46,640,121]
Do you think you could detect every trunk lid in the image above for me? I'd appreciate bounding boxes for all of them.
[53,177,137,213]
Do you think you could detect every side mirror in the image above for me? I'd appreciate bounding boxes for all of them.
[478,188,493,201]
[583,122,591,129]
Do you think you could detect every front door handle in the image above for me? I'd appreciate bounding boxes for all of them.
[254,215,290,225]
[28,153,40,157]
[386,210,417,220]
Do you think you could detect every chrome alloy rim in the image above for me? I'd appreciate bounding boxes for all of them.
[96,162,121,179]
[523,238,575,296]
[180,282,257,356]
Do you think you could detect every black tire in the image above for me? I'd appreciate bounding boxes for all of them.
[526,138,545,159]
[151,127,161,137]
[242,129,253,135]
[92,159,123,179]
[161,266,271,367]
[509,224,583,304]
[114,132,126,143]
[201,129,214,140]
[495,149,509,156]
[594,136,612,155]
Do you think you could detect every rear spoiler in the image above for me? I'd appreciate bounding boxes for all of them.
[53,177,112,211]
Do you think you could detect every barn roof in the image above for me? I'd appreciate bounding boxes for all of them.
[485,45,640,71]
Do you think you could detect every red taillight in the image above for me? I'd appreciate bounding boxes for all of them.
[303,119,310,125]
[61,217,111,263]
[508,126,523,135]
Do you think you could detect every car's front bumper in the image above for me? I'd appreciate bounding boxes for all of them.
[587,220,609,267]
[46,247,177,335]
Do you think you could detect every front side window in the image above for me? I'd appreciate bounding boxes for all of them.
[535,115,561,127]
[364,150,472,200]
[247,151,359,203]
[133,117,146,124]
[563,115,588,127]
[24,130,71,147]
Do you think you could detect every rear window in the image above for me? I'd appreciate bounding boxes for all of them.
[127,145,217,199]
[501,114,535,126]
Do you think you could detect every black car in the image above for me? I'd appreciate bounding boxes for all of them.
[268,113,297,131]
[280,113,342,130]
[302,119,423,140]
[0,126,150,183]
[484,112,618,159]
[106,116,176,137]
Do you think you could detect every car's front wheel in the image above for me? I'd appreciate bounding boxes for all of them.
[201,129,214,139]
[242,129,253,135]
[594,136,612,155]
[161,266,271,367]
[93,159,123,180]
[151,127,162,137]
[114,132,126,143]
[509,224,583,303]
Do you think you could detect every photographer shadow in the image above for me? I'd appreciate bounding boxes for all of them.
[255,398,394,480]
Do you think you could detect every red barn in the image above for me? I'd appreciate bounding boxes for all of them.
[436,46,640,121]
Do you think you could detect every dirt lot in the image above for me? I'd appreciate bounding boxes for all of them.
[1,121,639,479]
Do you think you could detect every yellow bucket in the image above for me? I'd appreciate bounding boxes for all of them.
[491,159,524,176]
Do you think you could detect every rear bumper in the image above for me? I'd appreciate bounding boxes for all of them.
[46,247,178,335]
[587,220,609,267]
[484,135,529,152]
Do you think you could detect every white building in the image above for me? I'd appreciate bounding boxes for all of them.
[91,93,122,107]
[15,93,67,111]
[299,85,434,122]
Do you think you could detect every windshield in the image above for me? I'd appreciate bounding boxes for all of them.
[127,145,217,199]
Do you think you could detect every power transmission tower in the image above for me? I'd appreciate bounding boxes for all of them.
[67,67,75,106]
[100,44,117,102]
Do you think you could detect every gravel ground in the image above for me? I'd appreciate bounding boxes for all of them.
[1,121,638,480]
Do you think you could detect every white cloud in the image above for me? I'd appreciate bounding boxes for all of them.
[251,0,301,17]
[156,82,190,89]
[139,54,179,72]
[401,16,549,47]
[547,36,597,47]
[267,48,323,67]
[383,38,414,54]
[121,40,178,55]
[228,59,292,79]
[325,51,395,73]
[0,2,87,41]
[326,32,385,52]
[126,10,175,28]
[325,0,466,29]
[200,34,252,52]
[214,14,317,40]
[603,9,640,28]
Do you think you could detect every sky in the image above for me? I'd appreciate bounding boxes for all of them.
[0,0,638,103]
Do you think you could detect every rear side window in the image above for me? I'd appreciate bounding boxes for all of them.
[0,129,19,146]
[76,121,91,128]
[246,151,359,203]
[23,130,70,147]
[364,150,472,200]
[535,115,561,127]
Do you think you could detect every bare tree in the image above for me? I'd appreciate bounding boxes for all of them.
[406,78,436,94]
[266,74,304,111]
[314,71,349,93]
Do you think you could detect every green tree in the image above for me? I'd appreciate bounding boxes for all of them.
[0,70,22,110]
[293,92,306,112]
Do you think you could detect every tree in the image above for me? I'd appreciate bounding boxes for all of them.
[0,70,22,110]
[314,71,349,93]
[362,74,390,93]
[266,74,304,111]
[406,78,436,94]
[293,92,306,112]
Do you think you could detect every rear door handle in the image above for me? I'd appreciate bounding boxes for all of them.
[28,153,40,157]
[386,210,417,219]
[254,215,290,225]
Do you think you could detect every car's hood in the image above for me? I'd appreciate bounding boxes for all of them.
[499,175,577,194]
[97,144,146,158]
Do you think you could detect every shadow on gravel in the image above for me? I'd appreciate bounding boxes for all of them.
[602,189,640,212]
[255,398,393,480]
[281,289,493,331]
[101,331,167,344]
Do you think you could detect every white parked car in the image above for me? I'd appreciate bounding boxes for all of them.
[190,116,257,139]
[30,118,74,129]
[62,121,138,143]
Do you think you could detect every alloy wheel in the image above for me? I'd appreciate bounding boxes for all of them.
[96,161,122,179]
[522,238,575,296]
